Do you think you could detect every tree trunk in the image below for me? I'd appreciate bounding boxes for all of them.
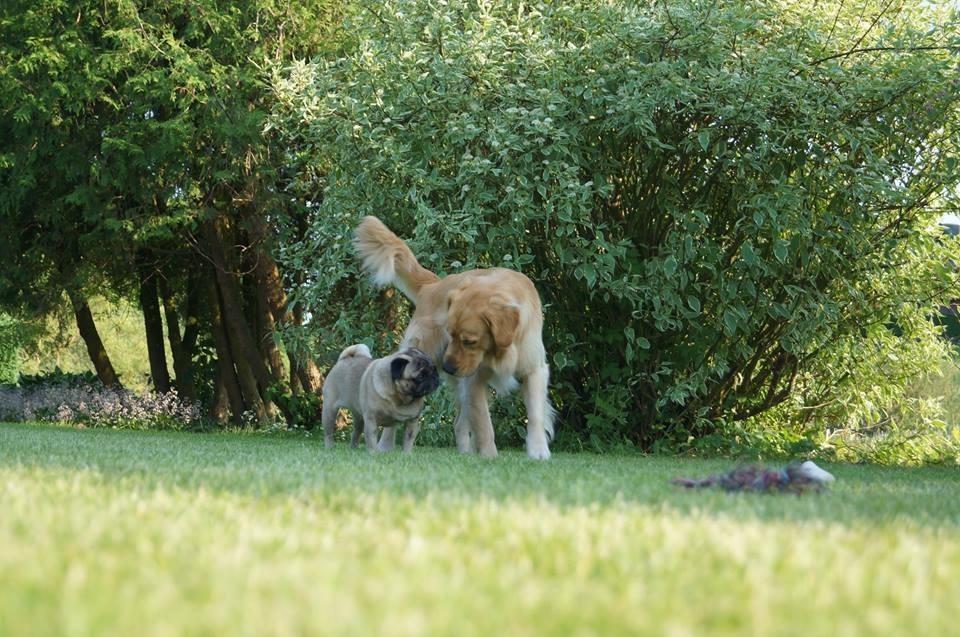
[248,213,290,325]
[159,275,196,399]
[180,268,202,371]
[291,303,323,395]
[203,219,275,391]
[256,275,287,382]
[289,367,303,394]
[203,216,291,424]
[68,291,121,388]
[210,368,230,424]
[246,212,288,383]
[291,217,324,396]
[207,273,245,425]
[247,210,323,398]
[233,348,270,424]
[137,251,171,393]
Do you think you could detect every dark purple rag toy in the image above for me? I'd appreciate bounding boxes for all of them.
[671,460,835,493]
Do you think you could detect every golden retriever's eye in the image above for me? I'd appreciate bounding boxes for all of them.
[462,339,478,348]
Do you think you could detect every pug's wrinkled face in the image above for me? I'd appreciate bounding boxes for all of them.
[390,348,441,399]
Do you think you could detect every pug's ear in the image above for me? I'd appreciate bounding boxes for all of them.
[391,356,410,381]
[483,298,520,351]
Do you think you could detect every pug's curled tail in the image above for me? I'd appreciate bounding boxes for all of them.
[353,216,439,304]
[338,344,373,361]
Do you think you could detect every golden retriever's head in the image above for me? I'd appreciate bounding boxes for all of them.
[442,289,519,377]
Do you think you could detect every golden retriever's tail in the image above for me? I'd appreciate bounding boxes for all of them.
[353,216,440,304]
[337,344,372,361]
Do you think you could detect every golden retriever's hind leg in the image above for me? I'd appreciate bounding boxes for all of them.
[377,426,398,452]
[521,363,553,460]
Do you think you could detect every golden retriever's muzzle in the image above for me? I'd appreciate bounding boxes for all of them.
[442,359,458,376]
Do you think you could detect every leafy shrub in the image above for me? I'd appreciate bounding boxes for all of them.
[269,0,960,452]
[820,422,960,466]
[15,368,98,388]
[0,313,20,385]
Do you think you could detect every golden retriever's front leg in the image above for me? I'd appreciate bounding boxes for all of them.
[453,378,474,454]
[453,402,473,454]
[521,363,554,460]
[459,376,497,458]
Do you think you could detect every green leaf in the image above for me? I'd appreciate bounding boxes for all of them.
[723,309,738,336]
[663,255,678,277]
[697,130,710,152]
[581,264,597,288]
[774,240,788,263]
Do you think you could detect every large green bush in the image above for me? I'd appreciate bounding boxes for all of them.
[269,0,960,452]
[0,314,20,385]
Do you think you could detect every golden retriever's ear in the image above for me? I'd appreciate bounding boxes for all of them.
[484,298,520,350]
[446,288,461,312]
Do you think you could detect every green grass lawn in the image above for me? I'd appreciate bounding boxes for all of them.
[1,423,958,637]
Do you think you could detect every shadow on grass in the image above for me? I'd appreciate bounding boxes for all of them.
[2,422,958,528]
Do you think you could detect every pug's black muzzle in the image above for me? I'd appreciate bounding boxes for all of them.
[412,367,441,398]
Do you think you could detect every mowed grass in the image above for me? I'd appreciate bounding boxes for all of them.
[1,423,958,637]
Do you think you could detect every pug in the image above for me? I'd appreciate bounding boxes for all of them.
[321,344,440,453]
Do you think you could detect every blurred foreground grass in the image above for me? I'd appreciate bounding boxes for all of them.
[0,423,957,637]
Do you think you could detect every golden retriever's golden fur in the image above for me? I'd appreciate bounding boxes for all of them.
[354,216,554,459]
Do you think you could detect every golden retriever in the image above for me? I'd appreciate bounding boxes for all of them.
[353,216,554,459]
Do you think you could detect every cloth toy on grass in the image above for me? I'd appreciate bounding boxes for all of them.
[671,460,835,493]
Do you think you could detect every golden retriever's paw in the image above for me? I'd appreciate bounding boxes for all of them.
[478,446,499,459]
[526,444,551,460]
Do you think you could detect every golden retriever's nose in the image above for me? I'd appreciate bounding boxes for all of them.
[442,360,458,375]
